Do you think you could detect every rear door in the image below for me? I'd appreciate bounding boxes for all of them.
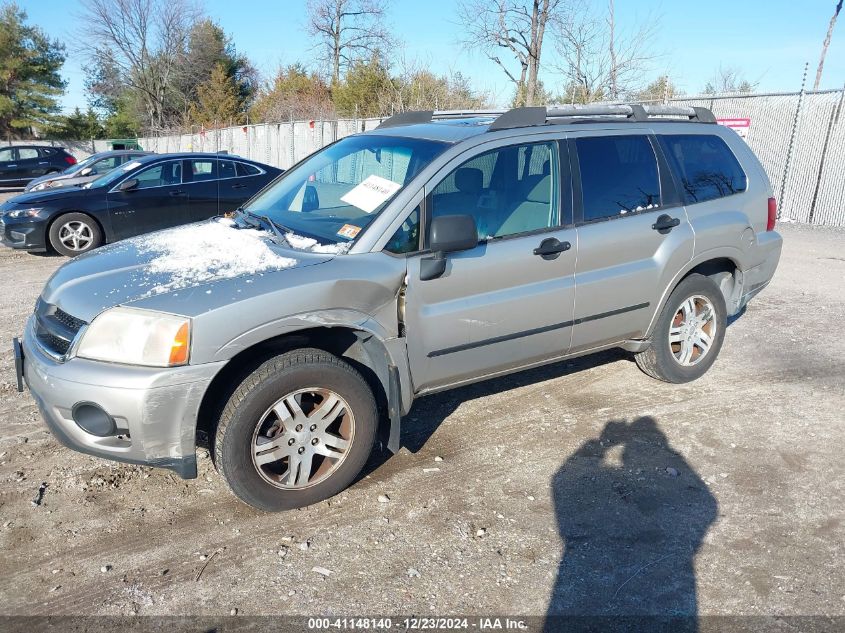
[107,159,189,240]
[568,131,694,351]
[15,147,42,181]
[404,138,578,392]
[183,158,219,222]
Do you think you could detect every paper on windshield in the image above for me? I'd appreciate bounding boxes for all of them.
[341,175,402,213]
[122,161,142,171]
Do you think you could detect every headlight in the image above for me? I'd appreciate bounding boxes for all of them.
[7,207,42,218]
[31,182,49,191]
[76,307,191,367]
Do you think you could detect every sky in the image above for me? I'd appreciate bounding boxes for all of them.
[18,0,845,113]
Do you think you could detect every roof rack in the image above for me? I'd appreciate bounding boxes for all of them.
[376,104,716,131]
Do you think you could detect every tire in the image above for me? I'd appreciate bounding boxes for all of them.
[48,212,103,257]
[635,273,727,383]
[213,348,378,511]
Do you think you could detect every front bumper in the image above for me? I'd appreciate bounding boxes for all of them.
[0,216,47,251]
[21,317,226,479]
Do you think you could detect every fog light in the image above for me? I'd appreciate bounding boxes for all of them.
[72,402,117,437]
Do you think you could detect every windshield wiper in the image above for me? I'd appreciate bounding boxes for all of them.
[235,209,293,244]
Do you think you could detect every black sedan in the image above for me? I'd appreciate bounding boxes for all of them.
[0,153,282,256]
[0,145,77,186]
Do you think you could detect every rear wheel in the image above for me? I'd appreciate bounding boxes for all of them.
[48,212,103,257]
[635,274,727,383]
[213,348,377,511]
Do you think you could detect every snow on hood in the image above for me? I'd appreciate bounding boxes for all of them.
[41,218,333,321]
[136,219,297,295]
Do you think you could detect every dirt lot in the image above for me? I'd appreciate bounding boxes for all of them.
[0,189,843,621]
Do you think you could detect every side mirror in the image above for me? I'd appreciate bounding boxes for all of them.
[420,214,478,281]
[118,178,138,192]
[429,214,478,253]
[79,167,93,176]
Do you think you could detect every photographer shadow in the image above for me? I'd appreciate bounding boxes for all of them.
[545,416,717,632]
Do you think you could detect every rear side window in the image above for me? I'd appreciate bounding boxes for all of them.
[18,148,39,160]
[658,134,747,204]
[219,160,237,179]
[187,159,217,181]
[236,162,261,177]
[576,135,661,222]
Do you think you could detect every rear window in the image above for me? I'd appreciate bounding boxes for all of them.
[658,134,747,204]
[576,135,661,222]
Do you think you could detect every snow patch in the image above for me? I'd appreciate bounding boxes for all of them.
[136,219,297,295]
[285,231,351,254]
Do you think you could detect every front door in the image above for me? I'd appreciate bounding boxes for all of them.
[568,132,695,351]
[107,159,190,240]
[404,139,577,392]
[0,147,15,183]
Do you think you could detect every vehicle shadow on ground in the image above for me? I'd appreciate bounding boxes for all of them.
[543,416,718,633]
[360,348,630,478]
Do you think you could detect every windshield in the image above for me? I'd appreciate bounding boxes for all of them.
[85,159,146,189]
[242,135,448,246]
[64,155,97,175]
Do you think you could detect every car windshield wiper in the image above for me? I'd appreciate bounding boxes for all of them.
[235,209,293,244]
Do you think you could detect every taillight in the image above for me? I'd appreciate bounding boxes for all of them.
[64,156,77,165]
[767,197,777,231]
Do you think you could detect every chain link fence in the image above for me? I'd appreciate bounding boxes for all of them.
[5,89,842,225]
[137,90,845,226]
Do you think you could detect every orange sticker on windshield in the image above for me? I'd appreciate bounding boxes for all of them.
[337,224,361,239]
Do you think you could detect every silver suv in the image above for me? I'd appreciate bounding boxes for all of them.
[13,105,782,511]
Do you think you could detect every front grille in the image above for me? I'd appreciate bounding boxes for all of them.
[53,307,86,331]
[34,299,87,359]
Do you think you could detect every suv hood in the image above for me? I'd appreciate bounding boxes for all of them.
[41,219,335,322]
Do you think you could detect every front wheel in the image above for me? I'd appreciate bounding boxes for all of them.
[213,348,378,511]
[635,273,727,383]
[48,212,103,257]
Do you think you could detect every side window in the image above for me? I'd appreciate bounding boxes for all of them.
[385,205,420,254]
[92,157,119,174]
[430,141,558,240]
[187,159,217,181]
[18,148,39,160]
[236,162,261,177]
[658,134,748,204]
[576,135,661,222]
[39,147,56,156]
[134,161,182,189]
[0,148,13,162]
[219,160,237,179]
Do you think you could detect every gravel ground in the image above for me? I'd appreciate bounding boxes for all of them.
[0,191,843,620]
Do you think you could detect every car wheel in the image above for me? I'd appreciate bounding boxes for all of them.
[635,273,727,383]
[213,348,378,511]
[48,213,103,257]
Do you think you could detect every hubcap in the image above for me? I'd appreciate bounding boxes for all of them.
[250,388,354,489]
[58,221,93,251]
[669,295,717,366]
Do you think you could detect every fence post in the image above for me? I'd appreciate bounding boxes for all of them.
[778,62,809,219]
[808,84,845,224]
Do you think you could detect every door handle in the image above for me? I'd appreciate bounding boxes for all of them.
[232,183,247,190]
[169,190,186,197]
[38,161,48,165]
[652,214,681,234]
[7,164,16,167]
[533,237,572,260]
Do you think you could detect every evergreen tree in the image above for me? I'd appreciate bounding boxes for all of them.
[0,3,66,138]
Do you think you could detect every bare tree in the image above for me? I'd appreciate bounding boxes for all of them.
[306,0,392,85]
[457,0,563,106]
[814,0,843,91]
[703,65,757,95]
[79,0,200,132]
[554,1,660,103]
